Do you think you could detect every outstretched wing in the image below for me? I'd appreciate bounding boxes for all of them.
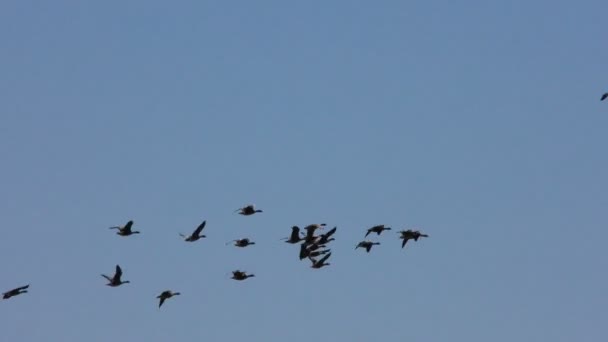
[323,227,337,239]
[318,252,332,264]
[194,221,206,235]
[401,238,408,248]
[16,284,29,291]
[290,226,300,241]
[365,229,372,237]
[159,297,166,308]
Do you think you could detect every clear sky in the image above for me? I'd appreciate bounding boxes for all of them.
[1,1,607,341]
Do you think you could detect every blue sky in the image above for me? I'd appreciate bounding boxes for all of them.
[1,1,607,341]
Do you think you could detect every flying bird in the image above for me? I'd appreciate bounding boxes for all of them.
[109,220,140,236]
[281,226,305,244]
[314,226,337,245]
[399,229,429,248]
[303,224,326,243]
[227,238,255,247]
[356,241,381,253]
[101,265,130,287]
[365,225,392,237]
[180,220,207,242]
[157,290,180,308]
[309,252,332,269]
[231,270,255,281]
[2,285,29,300]
[235,204,263,216]
[602,92,608,101]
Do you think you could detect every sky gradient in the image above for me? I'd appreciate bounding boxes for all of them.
[1,1,607,341]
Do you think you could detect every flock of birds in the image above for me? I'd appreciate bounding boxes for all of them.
[2,204,429,308]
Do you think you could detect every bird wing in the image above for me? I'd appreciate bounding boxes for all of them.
[101,274,112,282]
[194,220,206,235]
[16,284,29,291]
[114,265,123,281]
[290,226,300,241]
[159,297,166,308]
[402,238,408,248]
[318,252,332,264]
[323,227,337,239]
[602,93,608,101]
[364,229,371,237]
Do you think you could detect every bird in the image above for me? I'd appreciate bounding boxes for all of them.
[156,290,180,308]
[235,204,263,216]
[109,220,140,236]
[309,249,331,258]
[303,224,326,243]
[365,224,392,237]
[281,226,305,244]
[227,238,255,247]
[310,252,331,269]
[2,285,29,300]
[231,270,255,281]
[356,241,381,253]
[299,242,326,260]
[602,92,608,101]
[180,220,207,242]
[398,229,429,248]
[101,265,130,287]
[314,226,337,245]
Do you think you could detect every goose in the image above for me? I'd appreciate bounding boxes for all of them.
[303,224,325,244]
[109,220,140,236]
[2,284,29,300]
[365,225,392,237]
[314,226,337,245]
[180,220,207,242]
[101,265,130,287]
[309,249,331,258]
[231,270,255,281]
[309,252,331,269]
[281,226,305,244]
[299,242,326,260]
[399,229,429,248]
[235,204,263,216]
[227,238,255,247]
[157,290,180,308]
[602,92,608,101]
[356,241,381,253]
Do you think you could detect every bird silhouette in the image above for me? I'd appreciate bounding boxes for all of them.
[101,265,130,287]
[109,220,140,236]
[356,241,381,253]
[310,252,332,269]
[180,221,207,242]
[227,238,255,247]
[399,229,429,248]
[157,290,180,308]
[235,204,263,216]
[2,284,29,300]
[231,270,255,280]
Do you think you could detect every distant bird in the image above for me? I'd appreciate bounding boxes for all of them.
[2,285,29,300]
[602,92,608,101]
[314,226,337,245]
[109,220,140,236]
[399,229,429,248]
[235,204,263,216]
[180,220,207,242]
[303,224,326,243]
[101,265,130,287]
[227,238,255,247]
[365,224,392,237]
[309,252,331,269]
[356,241,381,253]
[231,270,255,281]
[156,290,180,308]
[281,226,305,244]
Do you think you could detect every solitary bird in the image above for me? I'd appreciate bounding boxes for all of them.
[231,270,255,281]
[365,224,392,237]
[101,265,130,287]
[109,220,140,236]
[399,229,429,248]
[235,204,263,216]
[180,220,207,242]
[156,290,180,308]
[227,238,255,247]
[310,252,332,269]
[356,241,381,253]
[602,92,608,101]
[281,226,305,244]
[2,285,29,300]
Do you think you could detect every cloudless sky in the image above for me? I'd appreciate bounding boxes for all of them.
[1,1,607,341]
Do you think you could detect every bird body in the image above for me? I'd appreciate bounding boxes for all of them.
[399,229,429,248]
[236,204,263,216]
[2,284,29,299]
[365,225,392,237]
[356,241,381,253]
[180,221,207,242]
[231,270,255,280]
[109,220,140,236]
[101,265,130,287]
[157,290,180,308]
